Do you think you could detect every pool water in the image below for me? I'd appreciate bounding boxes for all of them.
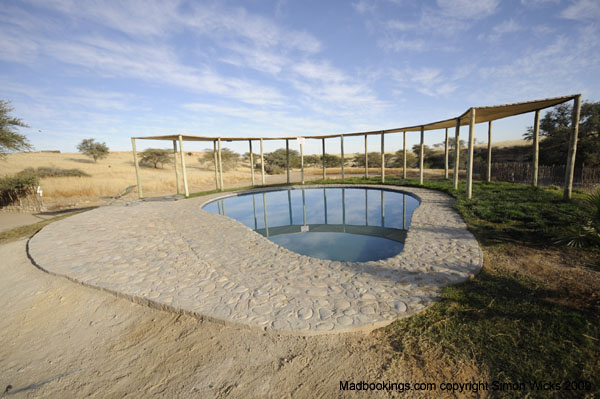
[203,187,419,262]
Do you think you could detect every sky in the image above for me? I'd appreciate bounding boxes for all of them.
[1,0,599,155]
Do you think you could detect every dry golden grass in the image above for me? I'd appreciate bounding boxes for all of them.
[1,152,256,207]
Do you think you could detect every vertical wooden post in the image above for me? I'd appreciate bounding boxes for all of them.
[364,134,369,178]
[131,138,143,199]
[466,108,476,199]
[249,140,255,186]
[419,126,425,185]
[564,95,582,200]
[403,131,407,179]
[260,138,265,185]
[178,135,189,197]
[217,138,224,191]
[322,138,326,180]
[532,111,540,187]
[286,139,290,184]
[380,132,385,183]
[340,135,345,183]
[172,140,180,195]
[487,121,493,183]
[213,140,219,190]
[300,141,305,184]
[444,128,449,179]
[453,118,461,190]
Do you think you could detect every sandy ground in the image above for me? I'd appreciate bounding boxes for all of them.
[0,239,433,398]
[0,213,54,233]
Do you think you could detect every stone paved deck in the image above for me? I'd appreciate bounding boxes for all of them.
[28,185,482,335]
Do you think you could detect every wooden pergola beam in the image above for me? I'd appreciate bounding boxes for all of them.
[564,94,582,200]
[249,140,255,186]
[178,135,189,197]
[172,140,180,195]
[466,108,476,199]
[444,128,449,179]
[486,121,493,183]
[532,110,540,187]
[380,132,385,183]
[419,126,424,185]
[131,138,142,199]
[453,118,461,190]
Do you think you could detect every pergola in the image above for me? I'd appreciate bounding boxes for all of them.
[131,94,582,200]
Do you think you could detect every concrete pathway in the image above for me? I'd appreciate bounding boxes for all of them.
[28,185,482,334]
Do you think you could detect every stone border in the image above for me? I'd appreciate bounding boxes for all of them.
[28,185,482,335]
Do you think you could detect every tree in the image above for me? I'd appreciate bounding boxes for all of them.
[352,152,395,168]
[200,148,240,171]
[264,148,301,170]
[0,100,31,158]
[523,101,600,167]
[140,148,173,168]
[320,153,340,168]
[391,150,418,168]
[77,138,109,162]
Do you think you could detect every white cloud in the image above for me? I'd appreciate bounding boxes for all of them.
[560,0,600,21]
[352,0,376,14]
[392,67,460,97]
[520,0,560,6]
[379,38,427,52]
[480,18,521,42]
[435,0,500,20]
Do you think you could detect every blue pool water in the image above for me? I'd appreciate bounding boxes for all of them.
[203,187,419,262]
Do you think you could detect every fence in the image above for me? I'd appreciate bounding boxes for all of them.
[474,162,600,186]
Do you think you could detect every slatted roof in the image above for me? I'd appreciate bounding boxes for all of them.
[133,94,578,142]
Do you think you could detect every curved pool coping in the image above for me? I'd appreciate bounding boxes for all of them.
[28,184,483,335]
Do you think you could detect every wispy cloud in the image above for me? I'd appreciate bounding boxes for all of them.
[392,67,459,97]
[479,19,521,42]
[560,0,600,21]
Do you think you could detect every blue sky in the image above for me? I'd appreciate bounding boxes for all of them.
[1,0,599,155]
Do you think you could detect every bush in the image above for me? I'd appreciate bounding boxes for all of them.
[0,173,39,206]
[18,166,89,177]
[264,148,301,170]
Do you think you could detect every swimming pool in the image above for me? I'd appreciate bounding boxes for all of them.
[203,187,419,262]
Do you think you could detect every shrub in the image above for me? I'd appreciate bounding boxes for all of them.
[18,166,90,177]
[0,173,39,206]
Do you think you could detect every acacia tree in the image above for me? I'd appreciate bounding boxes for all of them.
[200,148,240,171]
[0,100,31,158]
[140,148,173,168]
[77,138,109,162]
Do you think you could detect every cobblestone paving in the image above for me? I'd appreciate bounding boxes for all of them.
[28,185,482,334]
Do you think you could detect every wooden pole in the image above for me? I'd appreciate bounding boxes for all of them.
[564,95,582,200]
[131,138,143,199]
[403,131,407,179]
[466,108,476,199]
[217,137,224,191]
[453,118,461,190]
[178,135,189,197]
[249,140,255,186]
[213,140,219,190]
[380,132,385,183]
[340,135,345,183]
[286,139,290,184]
[260,138,265,185]
[419,126,424,185]
[444,128,449,179]
[364,134,369,178]
[532,111,540,187]
[322,138,326,180]
[486,121,493,183]
[300,141,305,184]
[172,140,180,195]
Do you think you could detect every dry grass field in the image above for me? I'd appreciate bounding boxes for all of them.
[1,152,256,208]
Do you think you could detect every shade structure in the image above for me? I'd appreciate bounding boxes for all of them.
[131,94,581,200]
